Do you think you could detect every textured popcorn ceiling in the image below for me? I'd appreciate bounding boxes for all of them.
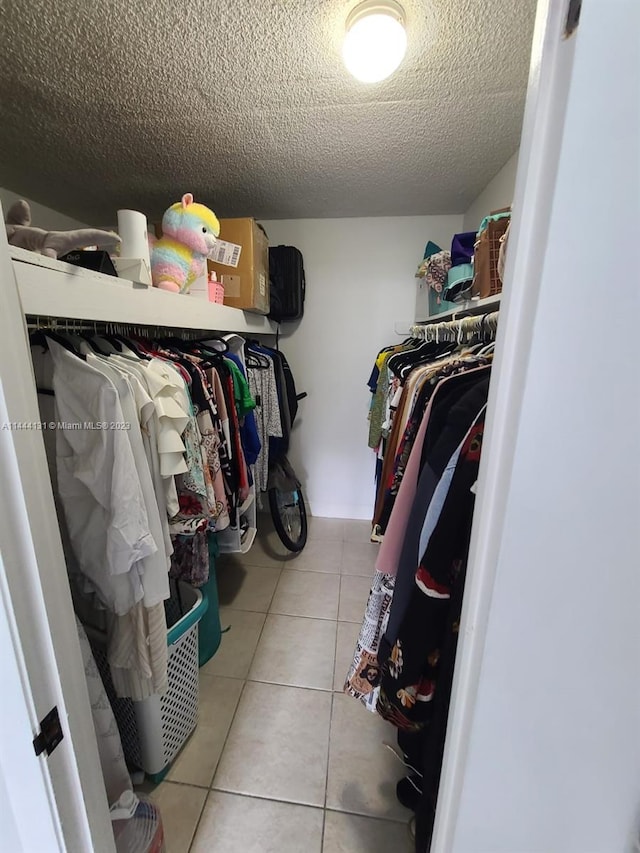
[0,0,536,222]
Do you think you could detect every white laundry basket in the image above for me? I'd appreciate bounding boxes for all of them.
[89,580,208,782]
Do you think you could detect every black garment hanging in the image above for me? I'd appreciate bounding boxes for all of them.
[378,372,490,666]
[250,345,291,457]
[375,360,491,535]
[391,414,486,853]
[386,340,438,378]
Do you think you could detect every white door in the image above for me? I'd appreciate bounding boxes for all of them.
[0,544,63,852]
[0,216,115,851]
[433,0,640,850]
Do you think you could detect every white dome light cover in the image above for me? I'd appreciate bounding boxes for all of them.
[343,0,407,84]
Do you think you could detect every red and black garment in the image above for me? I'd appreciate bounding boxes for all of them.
[376,411,485,732]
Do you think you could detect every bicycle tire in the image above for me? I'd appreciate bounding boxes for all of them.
[268,484,308,552]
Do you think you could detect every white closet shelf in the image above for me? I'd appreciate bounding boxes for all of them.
[417,293,502,325]
[11,247,277,335]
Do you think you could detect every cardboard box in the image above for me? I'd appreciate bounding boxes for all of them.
[207,218,269,314]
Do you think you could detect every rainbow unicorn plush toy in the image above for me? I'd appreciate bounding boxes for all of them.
[151,193,220,293]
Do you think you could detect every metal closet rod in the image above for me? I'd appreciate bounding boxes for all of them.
[410,311,499,343]
[24,316,226,339]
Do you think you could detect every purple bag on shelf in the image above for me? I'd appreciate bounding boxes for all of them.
[451,232,476,266]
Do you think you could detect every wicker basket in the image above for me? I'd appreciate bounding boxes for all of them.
[472,212,511,298]
[88,581,207,782]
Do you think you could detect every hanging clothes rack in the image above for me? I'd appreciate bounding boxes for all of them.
[410,310,499,343]
[25,315,246,341]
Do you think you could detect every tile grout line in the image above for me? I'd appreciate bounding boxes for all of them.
[331,580,342,693]
[219,606,370,625]
[242,678,335,694]
[186,675,251,852]
[188,560,284,852]
[185,786,209,853]
[170,559,265,850]
[323,805,410,826]
[221,610,366,625]
[174,781,409,830]
[320,807,327,852]
[188,528,382,849]
[197,787,330,812]
[191,783,410,825]
[205,557,283,780]
[206,540,338,841]
[321,629,339,851]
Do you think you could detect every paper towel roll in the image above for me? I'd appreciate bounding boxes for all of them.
[117,209,151,269]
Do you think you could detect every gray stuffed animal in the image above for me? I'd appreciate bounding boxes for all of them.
[5,199,121,258]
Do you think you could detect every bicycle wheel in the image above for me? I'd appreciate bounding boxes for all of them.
[268,483,308,552]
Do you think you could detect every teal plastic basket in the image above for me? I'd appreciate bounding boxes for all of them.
[198,533,222,667]
[89,582,208,784]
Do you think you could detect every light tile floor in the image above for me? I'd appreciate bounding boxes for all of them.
[146,516,413,852]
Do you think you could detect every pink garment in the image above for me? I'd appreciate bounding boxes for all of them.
[374,397,433,577]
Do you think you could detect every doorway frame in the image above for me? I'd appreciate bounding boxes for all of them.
[431,0,580,847]
[0,219,115,852]
[0,0,578,847]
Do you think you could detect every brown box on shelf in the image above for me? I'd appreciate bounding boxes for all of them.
[207,218,270,314]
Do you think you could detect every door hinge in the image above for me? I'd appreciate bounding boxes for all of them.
[564,0,582,37]
[33,706,64,757]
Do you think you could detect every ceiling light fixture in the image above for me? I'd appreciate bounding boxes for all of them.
[343,0,407,84]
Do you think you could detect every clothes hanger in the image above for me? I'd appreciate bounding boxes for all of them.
[247,339,277,353]
[476,315,496,354]
[76,331,113,356]
[245,351,270,369]
[185,343,230,368]
[92,334,124,353]
[191,334,230,354]
[397,339,457,380]
[112,334,150,359]
[29,328,85,358]
[109,337,139,358]
[197,342,230,358]
[155,336,189,352]
[169,336,230,361]
[388,338,438,371]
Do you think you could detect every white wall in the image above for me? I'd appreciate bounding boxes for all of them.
[462,151,519,233]
[0,188,87,230]
[262,215,462,519]
[448,0,640,850]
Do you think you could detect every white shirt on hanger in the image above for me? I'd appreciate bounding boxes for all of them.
[47,340,155,615]
[87,354,169,608]
[108,355,174,563]
[142,358,191,517]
